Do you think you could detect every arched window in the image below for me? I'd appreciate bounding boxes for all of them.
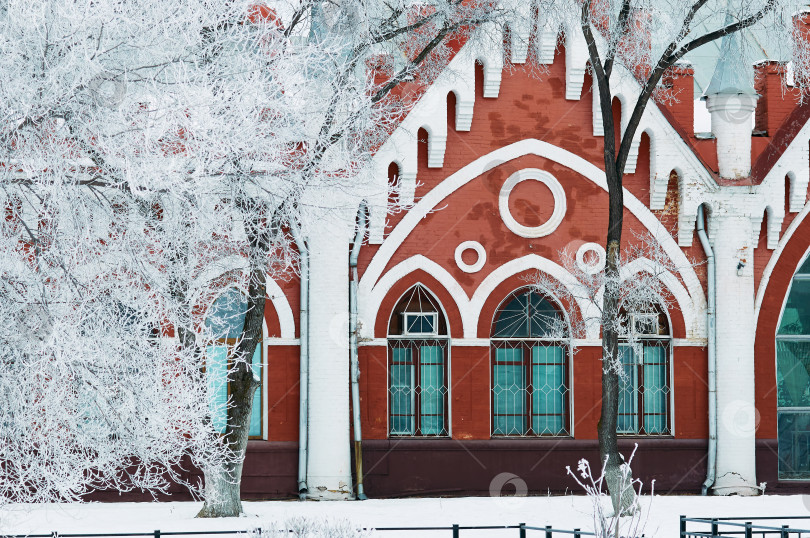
[617,306,672,435]
[490,287,570,436]
[387,284,449,436]
[205,288,263,438]
[777,255,810,479]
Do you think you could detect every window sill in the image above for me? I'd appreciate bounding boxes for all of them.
[490,435,574,440]
[616,434,674,438]
[388,435,451,440]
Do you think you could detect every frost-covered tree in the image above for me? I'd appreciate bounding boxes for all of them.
[187,0,503,516]
[531,232,691,512]
[0,0,250,507]
[535,0,810,512]
[0,0,502,517]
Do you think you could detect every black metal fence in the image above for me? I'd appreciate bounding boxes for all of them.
[0,524,596,538]
[372,524,595,537]
[16,515,810,538]
[680,516,810,538]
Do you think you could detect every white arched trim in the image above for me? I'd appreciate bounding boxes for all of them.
[360,253,599,339]
[468,254,599,339]
[385,281,453,337]
[616,257,701,339]
[188,255,295,339]
[359,138,707,334]
[361,255,469,339]
[266,278,296,340]
[755,201,810,323]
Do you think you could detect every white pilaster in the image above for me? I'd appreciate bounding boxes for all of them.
[712,215,759,495]
[305,215,353,499]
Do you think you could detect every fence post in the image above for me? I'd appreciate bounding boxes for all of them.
[453,523,460,538]
[712,519,718,537]
[154,530,160,538]
[519,523,526,538]
[546,525,553,538]
[782,525,789,538]
[680,516,686,538]
[574,528,581,538]
[745,522,752,538]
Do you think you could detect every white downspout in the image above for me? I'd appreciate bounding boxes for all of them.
[697,204,717,495]
[349,203,368,500]
[291,225,309,499]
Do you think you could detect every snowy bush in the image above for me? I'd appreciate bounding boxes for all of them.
[252,517,374,538]
[566,445,652,538]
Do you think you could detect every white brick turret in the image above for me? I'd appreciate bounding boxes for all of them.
[704,27,758,180]
[707,93,757,179]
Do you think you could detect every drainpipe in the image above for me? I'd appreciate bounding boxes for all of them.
[291,225,309,500]
[349,203,368,500]
[697,204,717,496]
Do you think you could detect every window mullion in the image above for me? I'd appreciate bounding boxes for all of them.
[637,346,645,435]
[525,343,532,436]
[413,341,420,436]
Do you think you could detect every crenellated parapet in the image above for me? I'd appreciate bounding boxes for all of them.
[364,13,810,254]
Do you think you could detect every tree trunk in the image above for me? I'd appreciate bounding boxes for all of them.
[197,265,264,517]
[196,364,256,518]
[197,199,268,518]
[582,5,637,509]
[598,156,635,516]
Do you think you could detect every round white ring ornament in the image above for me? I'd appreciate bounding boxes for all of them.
[455,241,486,273]
[498,168,566,238]
[576,242,606,275]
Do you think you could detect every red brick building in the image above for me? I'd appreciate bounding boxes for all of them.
[240,21,810,500]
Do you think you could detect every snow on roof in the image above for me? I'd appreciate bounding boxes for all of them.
[703,17,757,97]
[685,17,790,96]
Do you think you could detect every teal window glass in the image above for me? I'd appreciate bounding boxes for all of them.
[387,285,449,437]
[389,347,414,435]
[205,290,263,438]
[617,345,639,434]
[493,291,565,339]
[617,340,671,435]
[207,288,248,339]
[388,341,448,436]
[493,347,526,435]
[419,345,444,435]
[491,288,570,437]
[249,344,262,437]
[405,313,436,335]
[778,280,810,336]
[777,255,810,479]
[643,345,668,434]
[205,344,229,434]
[532,345,565,435]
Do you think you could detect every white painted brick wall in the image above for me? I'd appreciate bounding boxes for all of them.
[305,218,353,500]
[712,216,759,495]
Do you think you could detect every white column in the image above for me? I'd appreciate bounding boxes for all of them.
[712,215,759,495]
[305,216,353,499]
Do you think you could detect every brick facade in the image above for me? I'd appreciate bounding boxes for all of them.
[247,27,810,499]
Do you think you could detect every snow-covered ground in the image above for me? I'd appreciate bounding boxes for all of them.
[3,496,810,538]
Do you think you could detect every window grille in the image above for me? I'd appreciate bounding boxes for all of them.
[388,285,449,437]
[776,254,810,479]
[490,288,570,437]
[617,309,671,436]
